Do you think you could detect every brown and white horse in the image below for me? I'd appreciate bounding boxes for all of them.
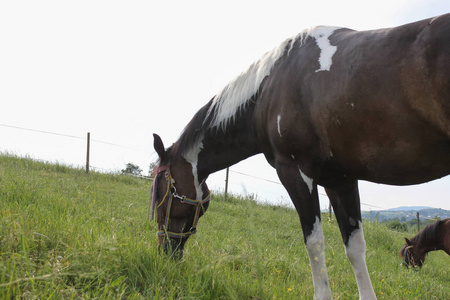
[151,14,450,299]
[400,218,450,268]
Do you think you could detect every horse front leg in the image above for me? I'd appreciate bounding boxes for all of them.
[326,181,377,300]
[276,160,332,300]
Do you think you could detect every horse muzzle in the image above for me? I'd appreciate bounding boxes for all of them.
[159,235,187,259]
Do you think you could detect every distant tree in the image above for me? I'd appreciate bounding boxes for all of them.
[387,219,408,232]
[407,219,417,227]
[121,163,142,176]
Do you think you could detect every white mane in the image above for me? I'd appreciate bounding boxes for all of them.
[206,28,317,129]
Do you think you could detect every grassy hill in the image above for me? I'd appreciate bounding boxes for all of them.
[0,155,448,299]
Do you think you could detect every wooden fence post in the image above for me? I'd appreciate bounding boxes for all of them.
[329,201,332,220]
[416,212,420,232]
[86,132,90,174]
[224,167,229,200]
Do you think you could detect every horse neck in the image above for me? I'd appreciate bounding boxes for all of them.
[412,225,444,253]
[417,241,441,254]
[199,126,259,178]
[178,107,260,183]
[437,219,450,253]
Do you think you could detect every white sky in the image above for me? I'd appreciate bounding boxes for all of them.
[1,1,449,211]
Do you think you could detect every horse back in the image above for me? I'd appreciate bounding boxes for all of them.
[256,13,450,186]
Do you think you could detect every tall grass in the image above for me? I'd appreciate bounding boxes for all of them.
[0,155,448,299]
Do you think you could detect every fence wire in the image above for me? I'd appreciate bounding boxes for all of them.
[0,122,446,221]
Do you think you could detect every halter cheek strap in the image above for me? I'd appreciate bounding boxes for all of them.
[404,245,414,265]
[148,166,210,239]
[148,165,170,221]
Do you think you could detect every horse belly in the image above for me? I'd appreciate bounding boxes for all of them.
[323,122,450,185]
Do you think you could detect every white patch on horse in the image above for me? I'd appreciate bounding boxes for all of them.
[306,217,332,300]
[309,26,340,72]
[345,222,377,300]
[277,114,282,137]
[297,165,314,194]
[182,137,204,200]
[206,31,310,129]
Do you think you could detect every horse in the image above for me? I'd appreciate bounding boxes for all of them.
[399,218,450,268]
[150,14,450,299]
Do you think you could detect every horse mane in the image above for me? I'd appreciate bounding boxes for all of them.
[171,28,320,157]
[206,30,312,129]
[410,218,450,247]
[171,99,214,158]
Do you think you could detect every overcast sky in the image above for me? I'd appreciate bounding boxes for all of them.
[1,1,449,211]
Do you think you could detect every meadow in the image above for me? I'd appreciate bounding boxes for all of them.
[0,155,448,299]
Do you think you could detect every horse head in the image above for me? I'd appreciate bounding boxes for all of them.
[400,238,426,268]
[151,134,210,258]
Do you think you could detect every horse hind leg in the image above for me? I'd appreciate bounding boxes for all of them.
[326,181,377,300]
[276,161,332,300]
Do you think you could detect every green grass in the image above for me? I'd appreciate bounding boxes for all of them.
[0,155,448,299]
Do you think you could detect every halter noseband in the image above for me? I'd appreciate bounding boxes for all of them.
[148,166,210,239]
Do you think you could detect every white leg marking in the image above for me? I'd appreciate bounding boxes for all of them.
[297,165,314,194]
[306,217,332,300]
[182,138,204,200]
[277,114,282,137]
[345,222,377,300]
[310,26,340,72]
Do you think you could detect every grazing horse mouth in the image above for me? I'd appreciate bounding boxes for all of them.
[159,236,187,258]
[401,246,424,268]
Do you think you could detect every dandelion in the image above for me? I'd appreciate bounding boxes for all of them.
[288,288,292,292]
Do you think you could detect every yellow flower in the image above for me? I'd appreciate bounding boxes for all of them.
[288,288,292,292]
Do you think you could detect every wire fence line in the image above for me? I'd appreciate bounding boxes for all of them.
[0,122,444,222]
[0,123,132,149]
[0,123,85,140]
[229,169,390,211]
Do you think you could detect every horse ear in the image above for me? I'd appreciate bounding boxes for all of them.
[405,238,412,245]
[153,133,166,161]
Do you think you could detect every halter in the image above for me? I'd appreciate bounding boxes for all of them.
[403,245,414,265]
[148,166,211,239]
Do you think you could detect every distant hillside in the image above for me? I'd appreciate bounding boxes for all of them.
[362,207,450,222]
[386,206,432,211]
